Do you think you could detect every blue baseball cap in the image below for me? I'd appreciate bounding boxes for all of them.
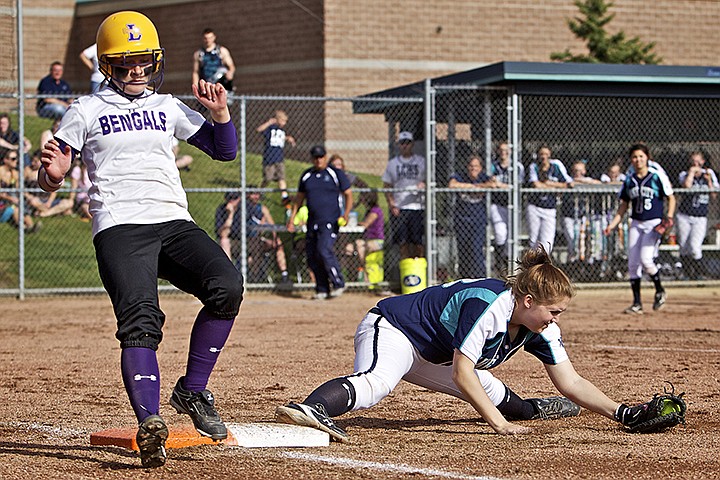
[310,145,326,158]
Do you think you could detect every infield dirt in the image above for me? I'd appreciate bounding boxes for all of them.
[1,287,718,479]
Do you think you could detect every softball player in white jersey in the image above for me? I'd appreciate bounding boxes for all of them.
[276,247,643,442]
[604,143,675,315]
[40,11,242,468]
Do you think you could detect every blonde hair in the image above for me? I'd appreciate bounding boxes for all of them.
[505,246,575,304]
[329,154,344,169]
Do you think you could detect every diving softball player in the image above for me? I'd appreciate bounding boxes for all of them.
[276,247,643,441]
[40,11,242,468]
[604,143,675,314]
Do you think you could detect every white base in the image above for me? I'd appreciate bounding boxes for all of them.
[226,422,330,448]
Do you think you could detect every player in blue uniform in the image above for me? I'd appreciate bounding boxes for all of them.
[676,151,719,279]
[526,145,573,252]
[490,142,523,271]
[287,145,352,299]
[276,247,643,441]
[604,143,675,314]
[448,155,498,278]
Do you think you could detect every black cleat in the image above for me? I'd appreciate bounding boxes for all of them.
[275,402,348,442]
[170,377,227,440]
[528,396,581,420]
[136,415,168,468]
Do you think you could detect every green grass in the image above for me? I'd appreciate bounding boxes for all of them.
[0,132,386,291]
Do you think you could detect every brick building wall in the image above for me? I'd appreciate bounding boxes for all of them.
[15,0,720,98]
[3,0,720,172]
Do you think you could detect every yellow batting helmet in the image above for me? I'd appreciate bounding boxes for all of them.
[96,11,164,92]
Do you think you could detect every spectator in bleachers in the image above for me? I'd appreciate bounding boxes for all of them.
[357,190,387,294]
[448,154,498,278]
[526,145,573,252]
[330,153,369,277]
[0,113,32,166]
[215,190,290,284]
[561,161,600,264]
[330,153,369,192]
[676,151,719,279]
[382,131,426,260]
[490,142,523,270]
[0,150,38,232]
[69,158,92,221]
[24,149,73,218]
[39,118,61,151]
[287,201,315,285]
[36,62,72,119]
[173,137,194,171]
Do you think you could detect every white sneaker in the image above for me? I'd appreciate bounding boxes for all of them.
[313,292,328,300]
[330,287,345,298]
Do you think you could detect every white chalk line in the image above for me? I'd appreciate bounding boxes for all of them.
[8,422,505,479]
[588,344,720,353]
[280,450,503,480]
[0,421,87,439]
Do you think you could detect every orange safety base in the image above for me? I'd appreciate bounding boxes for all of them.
[90,424,237,451]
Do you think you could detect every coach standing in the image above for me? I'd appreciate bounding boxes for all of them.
[288,145,352,299]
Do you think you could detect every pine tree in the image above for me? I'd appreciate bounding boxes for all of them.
[551,0,661,64]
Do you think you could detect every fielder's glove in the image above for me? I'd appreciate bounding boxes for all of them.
[653,216,674,237]
[615,383,686,433]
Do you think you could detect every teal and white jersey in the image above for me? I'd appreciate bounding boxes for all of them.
[376,278,568,368]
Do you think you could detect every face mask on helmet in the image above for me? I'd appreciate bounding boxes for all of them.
[100,50,164,94]
[96,11,165,97]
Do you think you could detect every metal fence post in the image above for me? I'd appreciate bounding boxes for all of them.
[424,78,436,284]
[17,0,25,300]
[239,96,248,280]
[510,92,521,268]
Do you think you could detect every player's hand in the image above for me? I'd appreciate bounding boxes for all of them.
[287,220,296,233]
[41,139,72,183]
[493,422,533,435]
[193,80,230,122]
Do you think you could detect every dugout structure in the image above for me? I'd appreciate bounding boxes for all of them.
[354,61,720,286]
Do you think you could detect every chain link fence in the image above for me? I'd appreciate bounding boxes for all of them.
[3,84,720,296]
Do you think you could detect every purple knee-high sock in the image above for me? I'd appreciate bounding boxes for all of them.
[121,347,160,423]
[182,307,235,392]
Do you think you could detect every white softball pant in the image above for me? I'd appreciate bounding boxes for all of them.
[526,204,557,252]
[676,213,706,260]
[627,218,662,279]
[561,216,579,261]
[346,311,507,412]
[490,203,509,247]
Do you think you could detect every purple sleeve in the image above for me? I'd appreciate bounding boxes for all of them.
[186,120,237,161]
